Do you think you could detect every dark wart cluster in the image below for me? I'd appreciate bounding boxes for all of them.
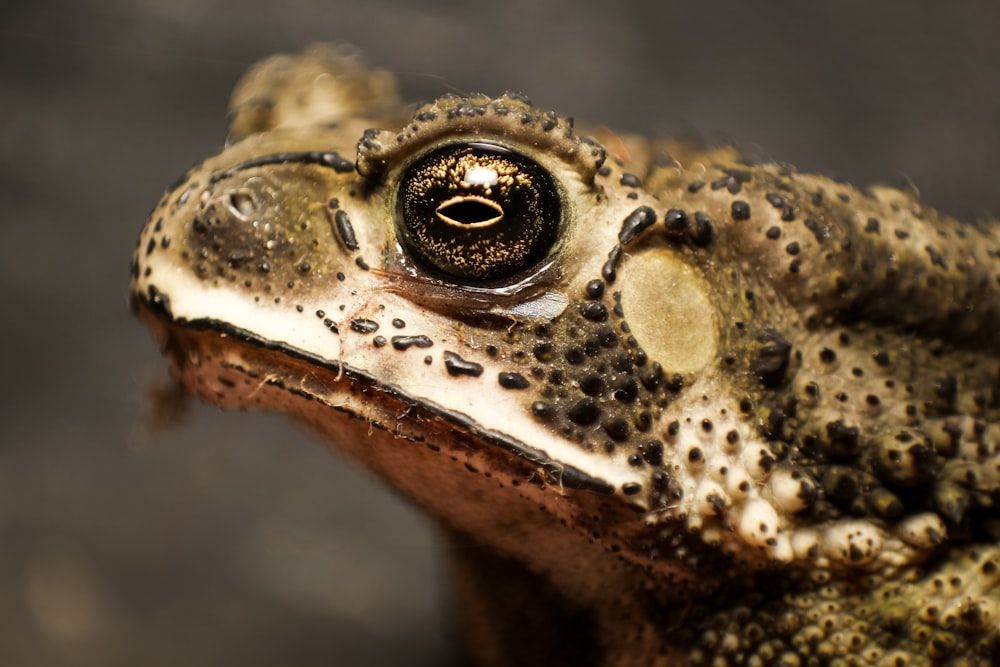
[522,280,679,453]
[481,262,690,506]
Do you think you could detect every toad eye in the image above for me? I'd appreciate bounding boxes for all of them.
[396,142,562,282]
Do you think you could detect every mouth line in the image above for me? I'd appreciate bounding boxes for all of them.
[132,289,615,495]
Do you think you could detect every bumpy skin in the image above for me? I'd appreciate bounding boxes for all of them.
[132,46,1000,665]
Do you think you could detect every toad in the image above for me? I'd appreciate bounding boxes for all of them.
[132,46,999,666]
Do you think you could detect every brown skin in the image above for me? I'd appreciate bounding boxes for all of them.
[133,46,1000,665]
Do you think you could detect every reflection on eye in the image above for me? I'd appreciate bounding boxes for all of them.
[461,166,499,187]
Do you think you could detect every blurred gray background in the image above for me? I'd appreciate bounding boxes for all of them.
[3,1,999,665]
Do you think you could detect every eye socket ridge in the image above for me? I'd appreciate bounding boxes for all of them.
[395,141,563,283]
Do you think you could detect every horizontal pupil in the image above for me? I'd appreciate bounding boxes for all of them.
[437,198,504,226]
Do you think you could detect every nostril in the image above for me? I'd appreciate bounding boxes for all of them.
[228,190,256,217]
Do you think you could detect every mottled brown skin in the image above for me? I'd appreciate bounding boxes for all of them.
[132,46,1000,665]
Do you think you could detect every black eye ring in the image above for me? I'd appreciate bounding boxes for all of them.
[395,142,562,283]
